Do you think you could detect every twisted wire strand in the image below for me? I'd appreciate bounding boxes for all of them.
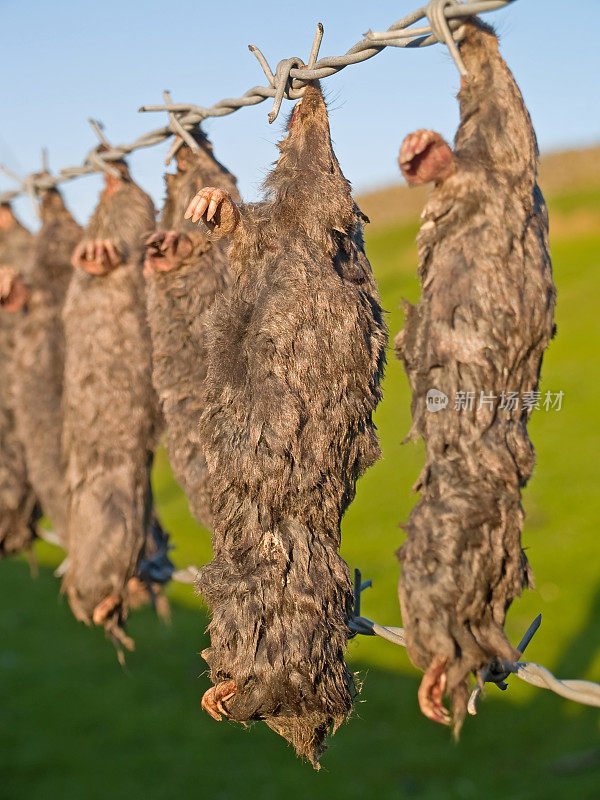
[0,0,514,204]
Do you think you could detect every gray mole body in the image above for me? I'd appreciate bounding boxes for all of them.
[61,174,158,637]
[146,133,239,527]
[0,213,37,556]
[196,84,387,764]
[14,189,81,545]
[395,22,556,724]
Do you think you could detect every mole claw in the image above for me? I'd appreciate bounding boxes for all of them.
[206,197,219,222]
[192,193,210,224]
[201,680,237,722]
[418,655,450,726]
[201,687,222,721]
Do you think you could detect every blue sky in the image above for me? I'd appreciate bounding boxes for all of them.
[1,0,599,229]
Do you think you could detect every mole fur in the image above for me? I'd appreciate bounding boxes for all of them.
[0,205,37,556]
[61,163,160,646]
[193,83,387,764]
[145,129,239,527]
[13,187,81,545]
[395,21,556,729]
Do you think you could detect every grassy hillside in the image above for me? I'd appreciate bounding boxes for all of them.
[1,150,599,800]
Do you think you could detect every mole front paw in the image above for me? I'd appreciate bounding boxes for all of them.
[0,266,15,300]
[71,239,122,276]
[143,230,193,278]
[399,130,455,186]
[418,655,450,726]
[0,267,28,311]
[201,679,237,721]
[184,187,240,236]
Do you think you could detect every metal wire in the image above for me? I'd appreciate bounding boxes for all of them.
[0,0,514,204]
[35,525,199,587]
[350,570,600,714]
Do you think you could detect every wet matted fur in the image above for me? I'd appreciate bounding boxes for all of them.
[14,188,81,545]
[195,84,387,764]
[146,130,239,527]
[395,21,556,728]
[0,206,37,556]
[61,167,159,645]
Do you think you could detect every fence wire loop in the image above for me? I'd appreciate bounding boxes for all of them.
[86,149,119,179]
[86,120,124,178]
[0,0,513,204]
[251,22,325,123]
[426,0,468,76]
[270,57,306,123]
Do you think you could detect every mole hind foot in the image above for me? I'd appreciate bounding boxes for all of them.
[418,655,450,726]
[399,130,455,186]
[71,239,122,276]
[144,230,193,277]
[92,592,121,626]
[184,187,240,236]
[201,680,237,722]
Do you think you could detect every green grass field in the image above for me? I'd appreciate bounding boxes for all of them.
[1,179,599,800]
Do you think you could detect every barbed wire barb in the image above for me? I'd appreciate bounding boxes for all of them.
[88,119,111,148]
[249,44,276,85]
[307,22,324,69]
[0,165,22,186]
[0,0,514,205]
[0,164,41,216]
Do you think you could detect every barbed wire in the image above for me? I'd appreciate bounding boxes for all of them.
[0,0,514,205]
[35,525,199,587]
[349,570,600,714]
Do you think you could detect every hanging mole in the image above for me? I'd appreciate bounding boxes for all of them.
[395,20,556,730]
[10,185,82,546]
[61,156,160,650]
[184,82,387,766]
[0,204,37,556]
[144,127,239,528]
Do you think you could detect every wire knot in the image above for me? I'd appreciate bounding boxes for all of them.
[161,91,203,165]
[425,0,468,76]
[270,58,305,123]
[86,147,122,178]
[481,658,512,688]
